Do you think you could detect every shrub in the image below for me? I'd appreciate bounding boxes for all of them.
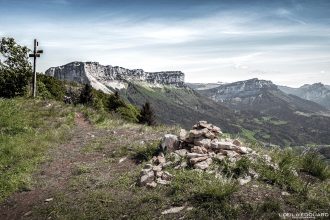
[79,84,94,105]
[139,102,156,126]
[37,74,66,100]
[300,152,329,180]
[116,104,140,123]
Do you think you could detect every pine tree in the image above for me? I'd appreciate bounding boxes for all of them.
[79,84,93,105]
[107,91,126,111]
[139,101,156,126]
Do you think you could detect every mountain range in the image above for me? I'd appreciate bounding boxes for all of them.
[45,62,330,146]
[278,83,330,109]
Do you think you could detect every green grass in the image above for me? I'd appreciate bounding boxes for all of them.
[0,98,75,201]
[300,152,329,180]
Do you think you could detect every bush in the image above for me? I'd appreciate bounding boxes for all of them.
[79,84,94,105]
[117,104,140,123]
[37,74,66,100]
[300,152,329,180]
[139,102,156,126]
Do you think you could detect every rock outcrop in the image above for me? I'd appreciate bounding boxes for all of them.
[138,121,279,187]
[45,62,185,93]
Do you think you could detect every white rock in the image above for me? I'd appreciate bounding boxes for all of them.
[161,206,185,215]
[281,191,290,196]
[152,165,162,172]
[140,171,155,186]
[160,134,179,152]
[161,171,173,181]
[194,138,211,148]
[179,129,188,140]
[45,198,53,202]
[190,156,209,164]
[232,139,242,146]
[223,150,240,158]
[189,128,209,138]
[174,149,188,157]
[119,157,127,163]
[194,161,209,170]
[146,181,157,188]
[156,178,171,185]
[211,141,235,150]
[191,146,208,154]
[187,153,208,158]
[238,176,251,185]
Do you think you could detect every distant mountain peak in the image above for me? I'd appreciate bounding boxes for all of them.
[45,61,185,93]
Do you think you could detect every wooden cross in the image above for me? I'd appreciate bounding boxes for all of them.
[29,39,43,98]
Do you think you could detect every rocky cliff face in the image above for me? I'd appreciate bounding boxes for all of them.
[45,62,185,93]
[279,83,330,109]
[198,78,277,103]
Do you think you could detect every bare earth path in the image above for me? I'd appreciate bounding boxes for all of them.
[0,113,105,219]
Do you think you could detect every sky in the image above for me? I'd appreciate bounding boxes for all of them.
[1,0,330,87]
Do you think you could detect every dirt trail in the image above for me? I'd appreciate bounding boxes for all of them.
[0,112,103,220]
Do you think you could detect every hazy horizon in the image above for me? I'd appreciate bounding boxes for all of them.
[1,0,330,87]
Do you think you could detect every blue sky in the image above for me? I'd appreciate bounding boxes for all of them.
[1,0,330,86]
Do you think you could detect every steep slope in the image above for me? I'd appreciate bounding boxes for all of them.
[197,78,330,145]
[120,82,241,133]
[199,78,327,115]
[279,83,330,109]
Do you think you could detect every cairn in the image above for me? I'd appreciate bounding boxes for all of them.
[138,121,258,187]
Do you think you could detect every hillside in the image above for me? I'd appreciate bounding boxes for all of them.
[195,78,330,146]
[279,83,330,109]
[0,98,329,219]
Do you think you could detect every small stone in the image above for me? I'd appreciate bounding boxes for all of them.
[170,152,181,163]
[187,153,208,158]
[189,128,209,138]
[174,149,188,157]
[211,125,222,134]
[214,154,225,161]
[152,165,162,172]
[156,171,164,178]
[161,171,173,181]
[194,161,209,170]
[191,146,208,154]
[223,150,240,158]
[119,157,127,163]
[234,146,249,154]
[194,138,211,148]
[238,176,251,185]
[190,156,209,164]
[162,161,173,168]
[140,171,155,186]
[186,207,194,211]
[179,129,188,141]
[24,211,33,216]
[156,156,166,164]
[248,168,259,179]
[45,198,53,202]
[281,191,290,196]
[161,206,185,215]
[140,168,152,176]
[156,178,171,185]
[233,139,242,146]
[206,157,213,165]
[211,141,235,150]
[146,181,157,188]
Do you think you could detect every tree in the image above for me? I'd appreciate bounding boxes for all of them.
[0,37,32,98]
[79,84,94,105]
[139,102,156,126]
[107,91,126,111]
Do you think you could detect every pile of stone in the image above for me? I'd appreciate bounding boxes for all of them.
[139,154,173,188]
[138,121,266,187]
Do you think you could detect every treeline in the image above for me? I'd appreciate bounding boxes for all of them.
[0,37,156,126]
